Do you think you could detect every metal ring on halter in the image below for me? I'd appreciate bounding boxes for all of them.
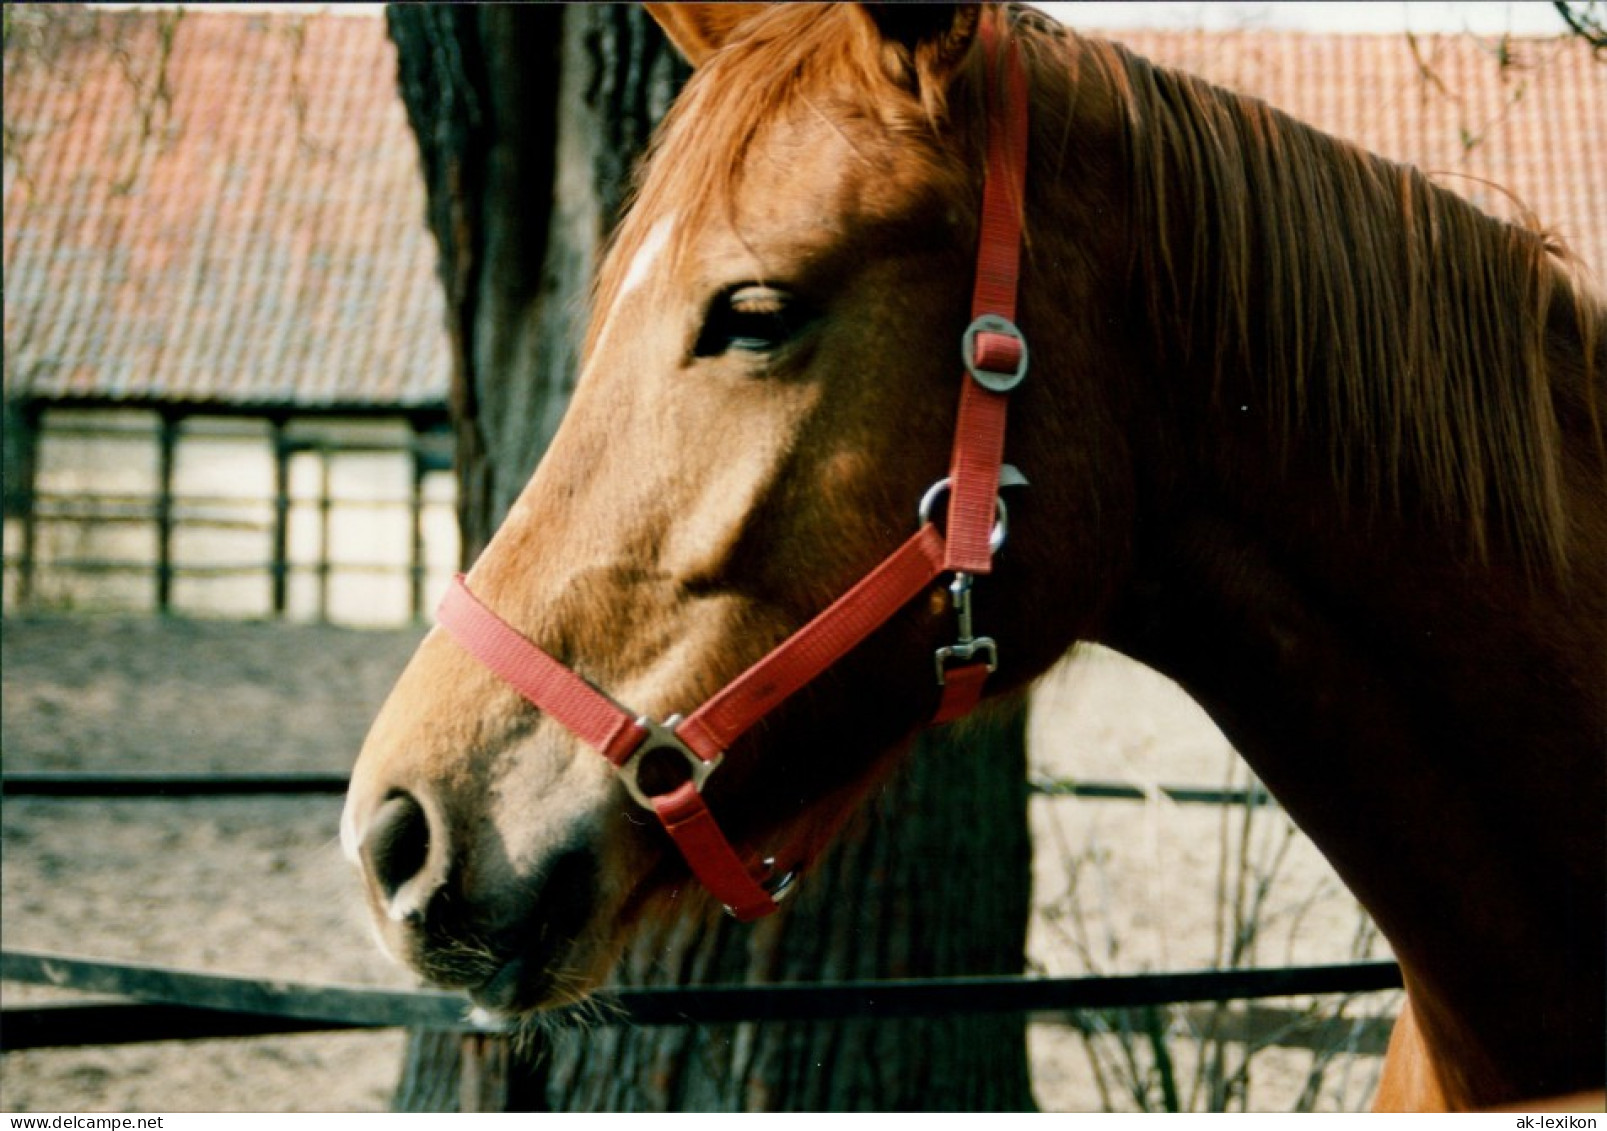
[761,862,800,903]
[721,859,800,918]
[917,477,1009,553]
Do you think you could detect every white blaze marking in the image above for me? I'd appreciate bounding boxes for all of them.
[620,212,676,299]
[588,212,676,366]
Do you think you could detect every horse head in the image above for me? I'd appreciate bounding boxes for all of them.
[343,3,1126,1013]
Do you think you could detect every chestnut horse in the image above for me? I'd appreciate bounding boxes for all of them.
[345,3,1605,1111]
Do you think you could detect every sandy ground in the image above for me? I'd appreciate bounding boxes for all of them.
[0,615,1394,1112]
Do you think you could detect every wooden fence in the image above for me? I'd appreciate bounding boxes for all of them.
[5,409,453,622]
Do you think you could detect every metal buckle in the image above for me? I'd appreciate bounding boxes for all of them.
[962,313,1029,392]
[933,572,1000,685]
[617,714,721,811]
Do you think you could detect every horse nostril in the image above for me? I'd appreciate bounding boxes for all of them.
[363,791,434,908]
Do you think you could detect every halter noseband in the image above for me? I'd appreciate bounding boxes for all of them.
[438,14,1030,921]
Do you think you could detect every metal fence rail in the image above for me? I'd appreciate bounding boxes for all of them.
[4,1002,374,1051]
[1,771,1274,807]
[0,948,1402,1053]
[1,771,355,798]
[5,765,1393,1090]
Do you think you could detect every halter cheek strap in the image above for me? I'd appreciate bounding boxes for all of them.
[437,13,1029,921]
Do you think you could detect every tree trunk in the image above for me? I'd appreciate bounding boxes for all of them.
[387,4,1036,1111]
[388,3,682,555]
[531,708,1037,1112]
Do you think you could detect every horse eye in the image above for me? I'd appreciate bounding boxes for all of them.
[694,286,803,357]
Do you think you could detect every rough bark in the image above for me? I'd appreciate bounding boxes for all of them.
[388,4,681,556]
[387,4,1036,1110]
[529,707,1037,1112]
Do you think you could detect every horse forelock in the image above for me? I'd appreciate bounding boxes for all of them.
[1074,33,1604,577]
[585,4,993,365]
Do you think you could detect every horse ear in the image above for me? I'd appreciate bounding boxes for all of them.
[644,3,769,67]
[859,3,983,92]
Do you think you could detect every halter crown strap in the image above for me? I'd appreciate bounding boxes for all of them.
[944,12,1030,576]
[436,13,1029,921]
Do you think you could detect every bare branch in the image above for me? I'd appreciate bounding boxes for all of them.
[1554,0,1607,53]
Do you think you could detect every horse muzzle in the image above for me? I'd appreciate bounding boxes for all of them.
[342,715,627,1013]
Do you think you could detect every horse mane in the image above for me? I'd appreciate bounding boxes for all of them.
[1058,29,1604,574]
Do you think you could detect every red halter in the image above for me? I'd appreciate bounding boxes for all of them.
[438,15,1030,922]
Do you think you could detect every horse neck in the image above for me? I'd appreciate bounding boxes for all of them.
[1094,451,1604,1106]
[1031,35,1606,1107]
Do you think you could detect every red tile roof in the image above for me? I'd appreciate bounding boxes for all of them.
[4,14,1601,411]
[4,8,449,410]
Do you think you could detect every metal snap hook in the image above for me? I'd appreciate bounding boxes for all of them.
[933,570,1000,685]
